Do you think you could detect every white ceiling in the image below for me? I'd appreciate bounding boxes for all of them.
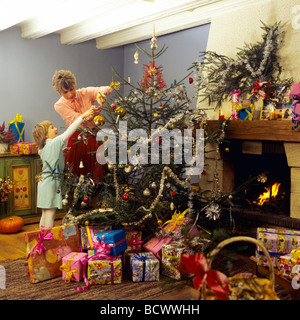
[0,0,255,49]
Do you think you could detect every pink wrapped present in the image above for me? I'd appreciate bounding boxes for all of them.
[60,252,88,283]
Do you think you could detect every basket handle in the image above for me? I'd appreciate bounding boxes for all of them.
[208,236,275,288]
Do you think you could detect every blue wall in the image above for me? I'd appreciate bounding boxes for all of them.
[0,24,210,142]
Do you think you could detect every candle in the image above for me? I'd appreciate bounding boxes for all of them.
[269,105,276,120]
[219,110,225,119]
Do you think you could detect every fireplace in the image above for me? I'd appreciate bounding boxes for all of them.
[202,120,300,230]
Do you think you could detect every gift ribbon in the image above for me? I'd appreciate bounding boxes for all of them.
[291,95,300,130]
[133,253,149,282]
[8,113,24,142]
[127,232,144,253]
[86,226,94,250]
[27,226,53,260]
[162,209,188,232]
[59,253,81,283]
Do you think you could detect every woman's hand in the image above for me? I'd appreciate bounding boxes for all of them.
[82,106,97,121]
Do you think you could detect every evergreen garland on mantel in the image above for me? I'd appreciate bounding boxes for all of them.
[195,21,293,109]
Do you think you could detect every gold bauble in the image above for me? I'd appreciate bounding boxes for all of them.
[115,106,126,117]
[157,219,163,226]
[94,115,105,126]
[143,188,151,197]
[84,220,90,226]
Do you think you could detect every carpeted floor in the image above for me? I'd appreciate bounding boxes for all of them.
[0,256,293,300]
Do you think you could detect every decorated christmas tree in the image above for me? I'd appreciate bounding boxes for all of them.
[61,30,231,247]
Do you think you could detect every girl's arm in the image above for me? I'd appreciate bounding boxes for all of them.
[60,107,96,143]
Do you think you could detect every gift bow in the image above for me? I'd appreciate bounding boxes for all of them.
[162,209,188,232]
[27,226,53,260]
[59,253,81,283]
[92,238,112,258]
[178,253,229,300]
[8,113,24,125]
[230,89,241,95]
[291,247,300,259]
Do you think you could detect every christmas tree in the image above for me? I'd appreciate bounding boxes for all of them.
[61,30,228,244]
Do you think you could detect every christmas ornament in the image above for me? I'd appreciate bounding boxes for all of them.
[189,77,193,84]
[118,163,125,169]
[110,81,121,90]
[82,196,89,203]
[115,106,126,117]
[157,219,163,226]
[151,181,157,189]
[143,188,151,197]
[124,164,132,173]
[205,203,221,220]
[153,113,159,118]
[107,163,114,171]
[79,161,84,168]
[62,198,68,206]
[110,103,117,110]
[134,50,139,64]
[84,220,90,226]
[170,202,175,210]
[122,193,129,200]
[93,115,105,126]
[158,104,163,109]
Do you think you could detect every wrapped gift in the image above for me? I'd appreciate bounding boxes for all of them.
[256,227,300,267]
[24,223,80,283]
[8,113,24,143]
[80,225,112,251]
[128,252,159,282]
[94,230,127,256]
[162,242,194,280]
[10,142,38,155]
[125,231,143,253]
[87,252,122,285]
[278,253,300,280]
[143,234,172,260]
[238,106,254,120]
[60,252,87,283]
[144,209,198,260]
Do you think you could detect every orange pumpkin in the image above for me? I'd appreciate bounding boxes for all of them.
[0,216,24,233]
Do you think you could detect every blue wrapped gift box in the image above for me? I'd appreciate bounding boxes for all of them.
[94,230,127,256]
[8,113,25,142]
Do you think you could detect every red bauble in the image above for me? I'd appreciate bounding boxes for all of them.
[122,193,129,200]
[110,104,117,110]
[189,77,193,84]
[82,196,89,203]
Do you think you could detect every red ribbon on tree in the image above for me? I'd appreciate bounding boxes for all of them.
[178,253,229,300]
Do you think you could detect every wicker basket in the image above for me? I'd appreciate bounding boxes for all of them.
[201,236,278,300]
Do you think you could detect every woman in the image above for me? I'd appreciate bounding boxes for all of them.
[52,70,112,180]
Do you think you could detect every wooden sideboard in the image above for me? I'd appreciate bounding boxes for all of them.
[0,153,42,220]
[0,153,66,222]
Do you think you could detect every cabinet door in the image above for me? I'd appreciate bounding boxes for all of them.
[5,157,36,217]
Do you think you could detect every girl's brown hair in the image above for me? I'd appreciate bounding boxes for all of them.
[52,70,76,94]
[32,120,52,150]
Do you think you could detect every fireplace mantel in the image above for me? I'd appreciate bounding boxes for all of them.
[207,120,300,142]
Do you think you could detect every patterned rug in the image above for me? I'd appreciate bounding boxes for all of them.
[0,255,293,300]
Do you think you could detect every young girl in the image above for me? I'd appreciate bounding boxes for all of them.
[52,70,112,180]
[32,106,97,228]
